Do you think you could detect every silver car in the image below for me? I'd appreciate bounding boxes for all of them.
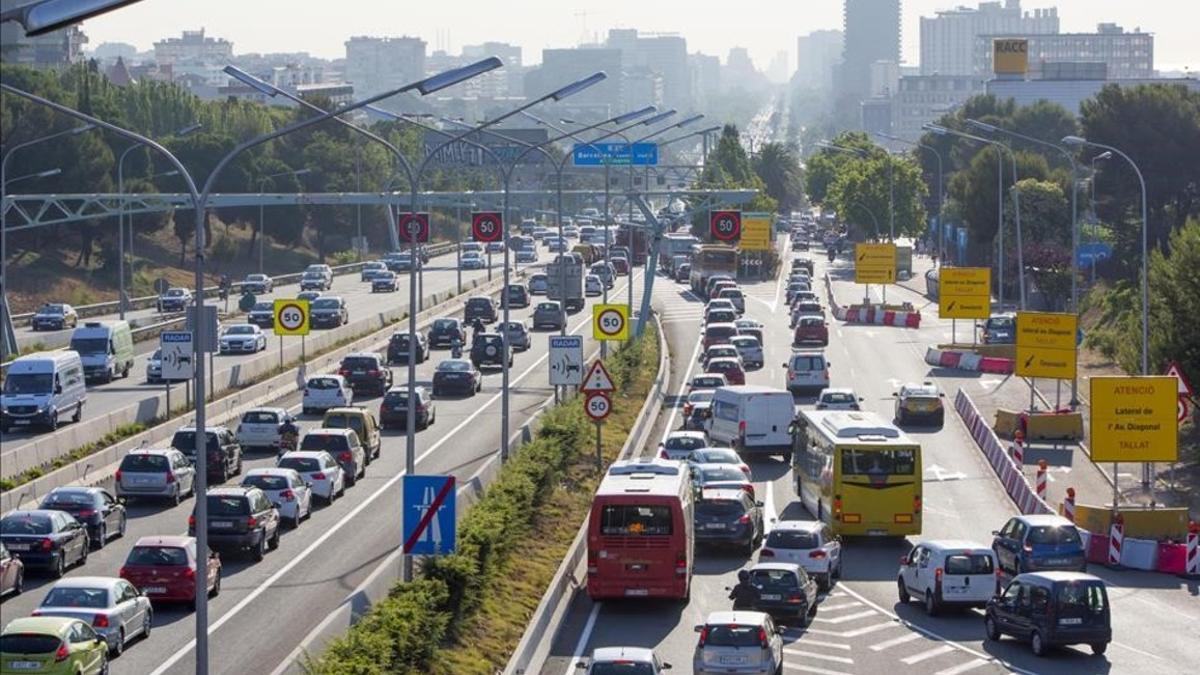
[498,320,532,351]
[236,407,295,452]
[693,611,784,675]
[276,451,345,504]
[241,468,313,528]
[115,449,195,504]
[729,335,763,369]
[34,576,152,655]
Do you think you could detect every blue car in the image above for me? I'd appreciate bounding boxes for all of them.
[992,514,1086,576]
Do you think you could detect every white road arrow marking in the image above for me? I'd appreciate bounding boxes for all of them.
[925,464,967,482]
[979,378,1002,389]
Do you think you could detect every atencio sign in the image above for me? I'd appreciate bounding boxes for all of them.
[1089,376,1178,463]
[1016,311,1077,379]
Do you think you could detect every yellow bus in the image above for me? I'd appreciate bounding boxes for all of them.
[790,410,922,537]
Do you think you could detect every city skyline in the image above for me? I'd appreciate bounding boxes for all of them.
[78,0,1200,72]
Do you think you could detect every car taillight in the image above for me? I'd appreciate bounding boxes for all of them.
[587,549,598,575]
[166,472,176,484]
[995,568,1003,595]
[313,472,327,480]
[339,451,352,463]
[697,626,709,647]
[55,643,70,662]
[787,593,804,604]
[758,626,769,648]
[913,495,922,514]
[738,514,751,524]
[335,390,344,398]
[184,566,196,580]
[738,420,746,437]
[93,614,109,628]
[760,548,775,557]
[659,448,669,459]
[809,550,827,559]
[742,485,754,496]
[188,515,195,528]
[1023,543,1033,553]
[115,469,123,481]
[739,464,751,477]
[368,369,380,377]
[935,567,943,590]
[118,566,128,578]
[280,489,296,502]
[41,538,54,551]
[675,551,688,576]
[338,368,349,376]
[77,509,96,518]
[833,495,843,517]
[683,403,693,415]
[247,516,258,528]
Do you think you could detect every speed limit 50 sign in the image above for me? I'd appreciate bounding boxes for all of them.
[585,392,612,421]
[471,211,504,243]
[273,299,310,336]
[592,304,630,341]
[710,210,742,242]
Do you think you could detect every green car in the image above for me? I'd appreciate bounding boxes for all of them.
[0,616,108,675]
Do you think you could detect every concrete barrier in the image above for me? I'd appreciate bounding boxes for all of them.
[1021,410,1084,442]
[994,409,1021,438]
[1072,503,1189,541]
[953,388,1053,516]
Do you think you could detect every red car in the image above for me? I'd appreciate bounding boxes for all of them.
[120,535,221,608]
[611,257,630,276]
[793,316,829,347]
[703,322,739,349]
[705,357,745,385]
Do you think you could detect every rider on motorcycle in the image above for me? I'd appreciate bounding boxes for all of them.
[277,417,300,456]
[728,569,761,610]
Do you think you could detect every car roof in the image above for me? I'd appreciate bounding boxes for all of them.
[47,486,101,495]
[207,486,255,497]
[279,451,331,461]
[344,352,381,359]
[245,407,288,415]
[1,616,79,635]
[175,425,230,433]
[591,646,656,662]
[1018,571,1103,584]
[773,519,823,533]
[699,488,746,501]
[304,427,353,436]
[667,431,706,439]
[752,562,803,573]
[244,467,298,478]
[127,447,178,456]
[707,357,742,366]
[47,576,122,590]
[919,540,993,553]
[820,388,855,397]
[133,535,194,548]
[704,610,769,625]
[1012,514,1076,527]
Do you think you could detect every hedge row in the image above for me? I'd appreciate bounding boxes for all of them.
[305,325,659,675]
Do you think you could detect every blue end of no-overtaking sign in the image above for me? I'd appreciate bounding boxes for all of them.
[402,475,456,556]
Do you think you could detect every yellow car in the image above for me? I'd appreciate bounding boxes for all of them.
[893,381,945,426]
[1,616,108,675]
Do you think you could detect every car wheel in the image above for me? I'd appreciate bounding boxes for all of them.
[111,628,125,657]
[118,514,127,538]
[94,523,107,550]
[172,486,183,506]
[12,569,23,595]
[78,541,88,566]
[218,463,229,484]
[346,470,357,487]
[337,480,346,497]
[288,512,301,529]
[73,403,83,423]
[924,590,939,616]
[210,574,221,597]
[897,577,910,604]
[268,526,280,550]
[47,409,58,431]
[52,554,66,578]
[984,615,1001,641]
[251,534,267,561]
[99,652,110,675]
[141,610,152,640]
[1031,630,1047,657]
[1091,643,1108,655]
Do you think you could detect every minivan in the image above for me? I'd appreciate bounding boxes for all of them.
[0,351,87,432]
[898,540,999,614]
[69,321,135,383]
[985,572,1111,656]
[707,385,795,454]
[783,351,830,395]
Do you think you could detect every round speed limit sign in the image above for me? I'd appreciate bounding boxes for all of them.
[273,299,310,336]
[593,304,629,341]
[710,210,742,241]
[471,211,504,242]
[585,392,612,421]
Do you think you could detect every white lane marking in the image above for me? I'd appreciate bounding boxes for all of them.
[763,479,777,533]
[900,644,957,665]
[786,664,852,675]
[150,275,639,675]
[804,621,895,638]
[658,326,705,443]
[935,659,990,675]
[813,609,876,624]
[869,632,921,651]
[817,601,863,612]
[1109,640,1169,661]
[563,602,602,675]
[794,639,850,650]
[783,649,853,664]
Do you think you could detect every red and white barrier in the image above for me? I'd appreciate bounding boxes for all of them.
[1187,522,1200,577]
[953,389,1053,516]
[1011,436,1025,465]
[1063,487,1076,523]
[842,306,922,327]
[1109,515,1125,567]
[925,347,1014,374]
[1035,460,1048,501]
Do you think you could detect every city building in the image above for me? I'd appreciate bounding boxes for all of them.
[344,35,426,99]
[724,47,768,92]
[838,0,901,102]
[891,74,986,139]
[623,66,666,110]
[975,23,1154,79]
[462,41,523,98]
[920,1,1059,76]
[605,29,692,111]
[0,0,87,67]
[689,52,721,109]
[987,74,1198,114]
[795,29,843,91]
[152,28,232,67]
[861,97,893,135]
[870,60,901,97]
[767,50,791,84]
[525,47,622,113]
[90,41,138,65]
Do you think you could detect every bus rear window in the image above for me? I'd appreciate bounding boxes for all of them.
[840,448,916,475]
[599,504,672,536]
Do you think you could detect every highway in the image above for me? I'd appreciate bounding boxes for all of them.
[0,239,648,674]
[540,237,1200,675]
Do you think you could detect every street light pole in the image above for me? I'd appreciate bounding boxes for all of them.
[874,132,944,262]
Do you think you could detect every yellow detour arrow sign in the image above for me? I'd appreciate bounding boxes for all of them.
[939,267,991,319]
[739,215,772,251]
[1089,376,1179,462]
[854,243,896,284]
[1015,311,1076,379]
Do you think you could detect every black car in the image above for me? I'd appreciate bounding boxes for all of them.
[985,572,1112,657]
[747,563,820,625]
[0,509,89,577]
[189,487,280,561]
[470,333,511,369]
[694,488,763,554]
[431,359,481,397]
[379,386,436,429]
[247,301,275,328]
[464,296,498,324]
[386,333,429,365]
[674,263,691,283]
[38,487,126,550]
[502,283,530,309]
[170,426,243,483]
[310,296,348,328]
[339,353,393,394]
[427,318,464,349]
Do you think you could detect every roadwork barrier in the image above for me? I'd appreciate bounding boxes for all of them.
[924,347,1014,374]
[954,388,1053,516]
[822,272,920,327]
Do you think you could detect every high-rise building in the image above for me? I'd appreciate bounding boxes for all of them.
[767,51,791,84]
[0,0,87,68]
[839,0,901,103]
[152,28,232,66]
[920,1,1059,76]
[462,41,523,98]
[689,53,721,109]
[344,35,426,99]
[605,29,692,111]
[975,23,1154,79]
[525,47,622,115]
[795,29,843,91]
[891,74,986,139]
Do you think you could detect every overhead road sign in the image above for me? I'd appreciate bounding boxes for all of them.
[397,212,430,243]
[1015,311,1077,379]
[854,243,896,284]
[402,475,456,556]
[160,331,194,380]
[585,392,612,421]
[572,142,659,166]
[273,299,310,336]
[938,267,991,319]
[549,335,584,386]
[581,360,615,393]
[710,210,742,242]
[593,304,630,341]
[1089,376,1178,463]
[471,211,503,243]
[739,214,772,251]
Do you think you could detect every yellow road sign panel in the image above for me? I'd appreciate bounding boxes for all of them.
[273,299,310,336]
[592,304,630,341]
[1089,376,1179,463]
[1015,311,1076,379]
[854,268,896,284]
[854,243,896,285]
[939,267,991,319]
[940,296,991,319]
[739,216,772,251]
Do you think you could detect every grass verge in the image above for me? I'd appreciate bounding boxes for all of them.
[303,322,661,675]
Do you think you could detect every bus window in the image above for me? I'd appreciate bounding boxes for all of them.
[600,505,673,536]
[840,448,915,475]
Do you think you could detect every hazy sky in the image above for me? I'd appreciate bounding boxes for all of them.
[81,0,1199,71]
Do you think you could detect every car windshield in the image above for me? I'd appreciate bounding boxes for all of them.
[467,299,491,308]
[323,413,364,435]
[0,634,62,654]
[599,504,672,536]
[253,302,272,311]
[688,391,714,404]
[127,546,188,566]
[278,456,322,473]
[120,454,169,472]
[1028,525,1082,546]
[665,436,706,450]
[41,586,109,608]
[312,299,340,309]
[432,319,458,331]
[700,466,746,482]
[3,373,53,394]
[751,568,800,591]
[1057,582,1107,612]
[437,361,471,372]
[247,275,267,281]
[0,514,53,535]
[165,289,186,297]
[224,326,255,335]
[840,448,916,476]
[790,355,825,370]
[988,317,1015,330]
[799,317,824,328]
[765,529,819,549]
[41,491,94,507]
[243,474,289,491]
[501,322,524,332]
[822,392,857,404]
[307,378,340,390]
[693,449,740,464]
[171,431,218,453]
[704,625,762,647]
[69,337,108,354]
[708,361,739,373]
[241,411,280,425]
[39,305,66,315]
[538,303,559,311]
[206,496,248,516]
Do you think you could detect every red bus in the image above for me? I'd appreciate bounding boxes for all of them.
[616,225,648,265]
[587,460,694,600]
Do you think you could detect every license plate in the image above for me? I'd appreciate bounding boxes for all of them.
[624,588,649,597]
[705,523,726,529]
[144,586,167,594]
[867,529,888,536]
[210,521,233,529]
[720,655,748,665]
[1059,618,1083,625]
[14,419,30,425]
[6,543,30,551]
[760,593,782,601]
[7,661,40,670]
[1046,558,1069,565]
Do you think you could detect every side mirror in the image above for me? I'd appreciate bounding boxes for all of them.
[775,626,786,635]
[892,392,899,397]
[305,481,313,488]
[756,501,764,508]
[661,663,672,670]
[858,397,865,402]
[575,661,587,670]
[95,637,105,646]
[991,530,1000,536]
[781,363,788,368]
[117,497,128,505]
[271,502,282,510]
[899,555,909,565]
[55,384,63,395]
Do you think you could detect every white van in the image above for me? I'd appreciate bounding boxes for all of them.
[707,385,796,454]
[898,540,999,614]
[783,350,830,394]
[69,320,135,382]
[0,351,87,432]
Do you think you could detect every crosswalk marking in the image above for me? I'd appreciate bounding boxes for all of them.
[869,632,922,651]
[935,658,991,675]
[813,610,876,624]
[817,601,863,612]
[793,638,851,650]
[806,621,896,638]
[900,645,957,665]
[784,649,854,664]
[786,664,852,675]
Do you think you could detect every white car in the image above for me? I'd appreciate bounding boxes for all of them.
[816,388,863,411]
[757,519,842,590]
[241,467,313,528]
[729,335,763,369]
[302,375,353,414]
[275,451,345,504]
[580,646,672,674]
[33,576,152,655]
[704,298,737,314]
[688,374,727,392]
[658,431,709,461]
[585,274,603,296]
[898,540,999,614]
[218,323,266,354]
[784,350,830,394]
[461,252,486,270]
[236,407,295,451]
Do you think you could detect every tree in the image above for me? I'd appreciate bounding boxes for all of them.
[1146,218,1200,379]
[753,142,804,212]
[689,125,776,237]
[826,154,928,240]
[803,131,874,204]
[949,150,1051,246]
